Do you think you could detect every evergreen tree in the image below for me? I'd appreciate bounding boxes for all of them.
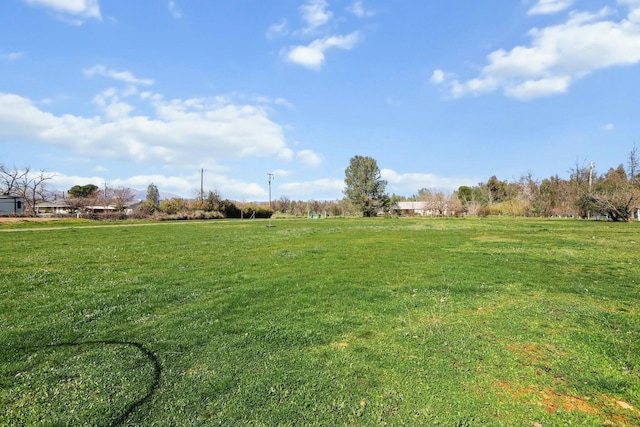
[344,155,388,217]
[146,183,160,208]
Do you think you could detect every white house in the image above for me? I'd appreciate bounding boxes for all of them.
[35,199,143,216]
[34,200,73,216]
[0,195,25,215]
[395,201,432,216]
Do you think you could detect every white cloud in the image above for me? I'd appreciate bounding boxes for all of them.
[299,0,333,34]
[91,87,139,120]
[267,19,289,39]
[279,178,345,199]
[278,148,295,161]
[381,169,476,194]
[273,1,368,69]
[273,169,292,177]
[84,65,154,86]
[168,1,182,19]
[432,3,640,100]
[297,149,322,167]
[274,97,294,108]
[430,69,446,84]
[0,90,288,169]
[198,172,267,199]
[504,75,571,100]
[282,32,361,70]
[348,0,375,18]
[603,123,615,131]
[528,0,574,15]
[22,0,101,23]
[0,51,26,61]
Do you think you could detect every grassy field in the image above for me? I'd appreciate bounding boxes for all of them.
[1,217,639,426]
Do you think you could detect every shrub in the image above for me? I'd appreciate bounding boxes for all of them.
[160,198,189,215]
[241,204,274,219]
[136,201,158,216]
[219,199,241,218]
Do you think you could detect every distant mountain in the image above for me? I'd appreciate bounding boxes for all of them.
[131,189,184,201]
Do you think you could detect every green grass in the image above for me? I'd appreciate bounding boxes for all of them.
[1,217,639,426]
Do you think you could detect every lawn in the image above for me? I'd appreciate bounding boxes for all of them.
[1,217,639,426]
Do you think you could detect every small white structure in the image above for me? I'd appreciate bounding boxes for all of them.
[35,200,73,216]
[35,199,143,216]
[395,201,433,216]
[0,195,25,215]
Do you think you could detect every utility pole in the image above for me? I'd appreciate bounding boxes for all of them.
[200,168,204,203]
[588,162,595,220]
[267,173,274,209]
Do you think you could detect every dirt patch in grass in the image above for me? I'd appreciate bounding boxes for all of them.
[541,388,598,414]
[505,341,561,366]
[481,377,637,424]
[488,381,598,414]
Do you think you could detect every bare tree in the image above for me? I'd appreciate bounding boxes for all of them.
[276,195,291,214]
[110,186,136,211]
[0,164,55,216]
[0,164,28,194]
[516,172,538,216]
[578,164,639,221]
[431,191,447,216]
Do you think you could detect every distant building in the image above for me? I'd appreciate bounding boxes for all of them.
[35,199,143,216]
[34,200,73,216]
[0,195,25,215]
[394,201,431,216]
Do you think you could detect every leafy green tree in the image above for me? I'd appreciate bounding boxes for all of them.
[344,155,388,217]
[485,175,509,203]
[456,185,487,215]
[456,186,473,205]
[68,184,98,198]
[536,175,563,217]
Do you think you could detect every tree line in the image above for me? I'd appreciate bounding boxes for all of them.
[3,146,639,221]
[343,148,640,221]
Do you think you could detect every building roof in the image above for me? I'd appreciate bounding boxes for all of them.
[35,200,71,208]
[396,201,430,210]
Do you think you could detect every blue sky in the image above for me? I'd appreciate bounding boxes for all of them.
[1,0,639,201]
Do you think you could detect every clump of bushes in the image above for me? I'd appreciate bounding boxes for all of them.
[155,211,224,221]
[241,204,274,219]
[132,197,251,221]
